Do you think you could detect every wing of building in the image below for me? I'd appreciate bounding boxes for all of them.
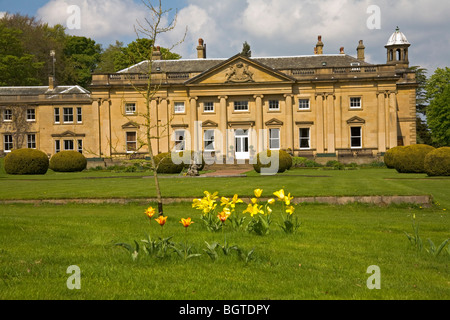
[1,29,417,165]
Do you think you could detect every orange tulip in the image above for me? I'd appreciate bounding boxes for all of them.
[155,216,168,226]
[180,217,194,228]
[145,206,156,219]
[217,211,231,223]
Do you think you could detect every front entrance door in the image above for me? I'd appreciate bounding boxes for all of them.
[235,129,249,160]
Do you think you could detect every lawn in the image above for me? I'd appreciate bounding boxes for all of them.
[0,161,449,300]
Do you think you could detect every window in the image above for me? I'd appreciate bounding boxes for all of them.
[4,135,13,152]
[63,108,74,123]
[3,109,12,122]
[125,103,136,115]
[174,130,186,152]
[64,140,74,151]
[27,134,36,149]
[350,97,362,109]
[27,109,36,122]
[174,102,185,114]
[203,102,214,113]
[234,101,249,112]
[126,132,137,153]
[54,108,60,123]
[351,127,362,148]
[77,140,83,153]
[269,128,280,150]
[299,128,311,149]
[204,130,215,151]
[55,140,61,153]
[299,99,310,110]
[77,107,82,123]
[269,100,279,111]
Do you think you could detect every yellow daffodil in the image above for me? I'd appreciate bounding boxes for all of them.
[267,198,275,205]
[251,198,258,204]
[155,215,168,226]
[254,189,263,198]
[217,210,231,222]
[284,193,294,206]
[243,203,264,217]
[286,206,295,215]
[232,194,243,205]
[221,197,230,207]
[180,217,194,228]
[274,189,285,201]
[145,206,156,219]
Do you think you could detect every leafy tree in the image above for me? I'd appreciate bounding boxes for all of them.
[95,41,124,73]
[426,67,450,147]
[410,66,432,144]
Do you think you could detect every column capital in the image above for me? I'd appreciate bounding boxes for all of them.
[218,95,228,100]
[253,94,264,99]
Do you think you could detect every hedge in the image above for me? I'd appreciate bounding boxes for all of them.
[253,150,293,174]
[392,144,435,173]
[4,149,49,175]
[49,151,87,172]
[424,147,450,176]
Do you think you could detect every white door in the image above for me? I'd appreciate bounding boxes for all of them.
[235,129,249,160]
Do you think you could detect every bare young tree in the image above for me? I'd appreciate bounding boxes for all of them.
[128,0,187,216]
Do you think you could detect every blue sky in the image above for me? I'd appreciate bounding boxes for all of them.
[1,0,449,74]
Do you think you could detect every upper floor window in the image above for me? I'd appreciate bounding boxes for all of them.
[174,102,185,114]
[203,102,215,113]
[54,108,60,124]
[350,97,362,109]
[269,100,280,111]
[234,101,249,112]
[3,109,12,122]
[125,103,136,115]
[77,107,83,123]
[63,108,74,123]
[298,99,310,110]
[27,109,36,122]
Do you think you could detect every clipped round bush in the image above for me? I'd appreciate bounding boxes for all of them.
[49,151,87,172]
[424,147,450,176]
[154,152,184,174]
[253,150,292,174]
[4,149,49,175]
[392,144,435,173]
[383,146,405,169]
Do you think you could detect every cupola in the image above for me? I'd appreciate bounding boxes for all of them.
[385,27,410,69]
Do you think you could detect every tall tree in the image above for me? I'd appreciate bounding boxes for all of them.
[426,67,450,147]
[410,66,432,144]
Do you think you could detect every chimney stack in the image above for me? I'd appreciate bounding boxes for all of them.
[357,40,365,61]
[315,36,324,55]
[152,46,162,60]
[49,76,55,90]
[49,50,56,90]
[340,47,345,54]
[197,38,206,59]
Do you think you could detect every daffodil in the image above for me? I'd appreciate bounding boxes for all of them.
[243,203,264,217]
[267,198,275,205]
[254,189,263,198]
[274,189,285,201]
[145,206,156,219]
[251,198,258,204]
[284,193,294,206]
[180,217,194,228]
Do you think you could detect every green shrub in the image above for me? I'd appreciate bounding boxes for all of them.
[326,160,345,170]
[384,146,405,169]
[424,147,450,176]
[49,151,87,172]
[253,150,292,174]
[4,149,49,175]
[392,144,436,173]
[154,152,184,174]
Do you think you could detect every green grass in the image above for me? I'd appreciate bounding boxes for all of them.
[0,202,448,300]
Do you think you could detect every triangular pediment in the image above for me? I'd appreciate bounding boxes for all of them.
[186,54,295,86]
[265,118,284,126]
[202,120,219,128]
[51,131,86,138]
[347,116,366,124]
[122,121,140,129]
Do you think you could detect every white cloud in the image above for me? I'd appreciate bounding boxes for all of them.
[36,0,148,43]
[0,12,6,18]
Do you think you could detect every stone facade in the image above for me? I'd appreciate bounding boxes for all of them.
[1,29,418,165]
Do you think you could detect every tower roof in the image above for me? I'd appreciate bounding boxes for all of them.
[386,27,410,46]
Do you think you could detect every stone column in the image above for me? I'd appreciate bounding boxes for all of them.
[190,97,199,152]
[219,96,228,159]
[377,92,387,153]
[284,94,294,151]
[315,93,325,153]
[388,91,398,149]
[326,93,335,153]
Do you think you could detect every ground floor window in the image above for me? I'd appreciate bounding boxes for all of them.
[269,128,280,150]
[299,128,311,149]
[126,132,137,153]
[174,130,186,152]
[55,140,61,153]
[77,140,83,153]
[4,134,13,152]
[64,139,74,151]
[351,127,362,148]
[204,130,215,151]
[27,134,36,149]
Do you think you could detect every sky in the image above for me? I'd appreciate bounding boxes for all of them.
[1,0,449,74]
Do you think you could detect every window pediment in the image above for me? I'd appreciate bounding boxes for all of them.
[347,116,366,124]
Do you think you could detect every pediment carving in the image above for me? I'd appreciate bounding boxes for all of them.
[225,63,254,83]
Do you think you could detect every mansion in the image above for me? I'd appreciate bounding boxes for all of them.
[0,28,418,165]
